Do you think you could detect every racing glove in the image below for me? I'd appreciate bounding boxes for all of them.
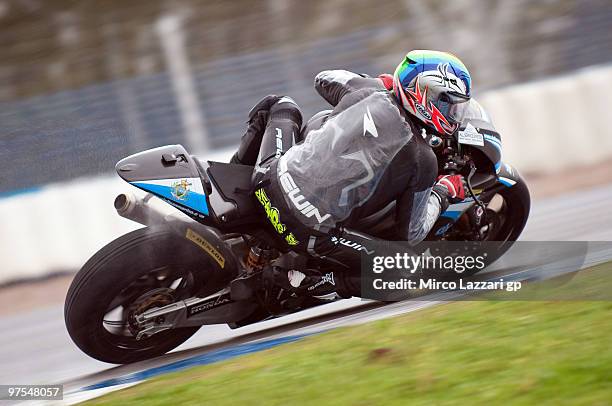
[378,73,394,90]
[432,174,467,212]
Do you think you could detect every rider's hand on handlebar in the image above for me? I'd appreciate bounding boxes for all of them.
[378,74,394,90]
[436,174,467,203]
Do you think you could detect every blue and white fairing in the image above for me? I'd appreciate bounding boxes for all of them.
[115,145,210,219]
[132,177,209,216]
[458,100,503,175]
[435,99,521,229]
[459,99,521,189]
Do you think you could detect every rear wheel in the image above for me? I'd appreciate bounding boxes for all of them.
[64,226,230,364]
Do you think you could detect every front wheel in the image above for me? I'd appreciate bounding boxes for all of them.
[425,175,531,275]
[467,175,531,272]
[64,226,230,364]
[483,175,531,243]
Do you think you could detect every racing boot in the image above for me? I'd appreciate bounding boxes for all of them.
[255,96,302,167]
[230,95,282,165]
[263,266,349,300]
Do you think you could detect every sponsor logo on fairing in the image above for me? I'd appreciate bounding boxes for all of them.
[278,157,331,224]
[163,198,207,219]
[171,179,191,200]
[458,123,484,146]
[131,177,209,215]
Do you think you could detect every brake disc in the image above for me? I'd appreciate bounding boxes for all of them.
[126,288,176,337]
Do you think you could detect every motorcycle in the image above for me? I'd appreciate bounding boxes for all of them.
[65,110,530,364]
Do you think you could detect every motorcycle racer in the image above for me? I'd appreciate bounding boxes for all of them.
[231,50,474,298]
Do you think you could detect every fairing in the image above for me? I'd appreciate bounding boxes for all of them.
[116,145,210,218]
[457,99,502,172]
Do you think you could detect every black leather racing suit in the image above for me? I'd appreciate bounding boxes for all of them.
[239,70,446,294]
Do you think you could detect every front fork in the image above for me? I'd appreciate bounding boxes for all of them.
[433,161,520,239]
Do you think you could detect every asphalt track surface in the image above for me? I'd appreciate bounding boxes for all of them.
[2,183,612,403]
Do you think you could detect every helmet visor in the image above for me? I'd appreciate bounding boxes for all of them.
[434,92,470,124]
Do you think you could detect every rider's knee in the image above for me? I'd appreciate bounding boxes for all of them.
[248,94,281,122]
[247,94,302,128]
[270,96,303,128]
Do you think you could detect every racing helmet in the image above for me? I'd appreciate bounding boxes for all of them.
[393,50,472,135]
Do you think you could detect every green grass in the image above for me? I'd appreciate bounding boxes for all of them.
[87,264,612,406]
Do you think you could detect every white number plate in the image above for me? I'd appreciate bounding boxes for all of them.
[458,123,484,146]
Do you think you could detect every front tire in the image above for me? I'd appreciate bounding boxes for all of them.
[65,226,230,364]
[486,175,531,243]
[424,175,531,276]
[462,175,531,273]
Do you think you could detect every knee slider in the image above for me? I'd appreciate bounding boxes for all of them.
[248,95,281,122]
[270,96,303,128]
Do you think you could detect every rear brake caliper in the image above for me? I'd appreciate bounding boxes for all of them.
[127,288,176,340]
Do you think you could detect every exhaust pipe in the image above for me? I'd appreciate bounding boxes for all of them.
[114,193,167,226]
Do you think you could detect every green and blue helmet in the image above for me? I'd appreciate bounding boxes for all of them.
[393,50,472,135]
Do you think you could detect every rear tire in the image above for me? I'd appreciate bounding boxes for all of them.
[65,226,230,364]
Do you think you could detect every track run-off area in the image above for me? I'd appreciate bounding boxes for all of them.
[2,183,612,404]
